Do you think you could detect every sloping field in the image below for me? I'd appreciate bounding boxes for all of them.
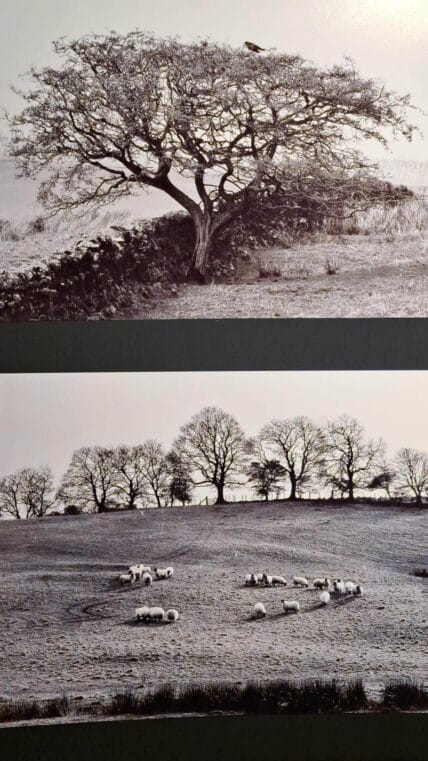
[0,502,426,703]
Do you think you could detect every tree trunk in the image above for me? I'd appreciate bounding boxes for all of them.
[288,476,297,500]
[215,482,227,504]
[348,482,354,502]
[415,493,422,505]
[187,216,213,283]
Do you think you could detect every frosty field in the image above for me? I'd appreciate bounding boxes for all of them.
[0,502,426,704]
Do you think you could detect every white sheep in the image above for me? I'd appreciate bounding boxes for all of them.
[271,575,287,586]
[128,564,151,579]
[142,571,153,586]
[256,573,264,583]
[353,584,363,596]
[119,572,135,585]
[261,573,273,586]
[245,573,258,586]
[345,581,356,595]
[319,591,330,605]
[253,602,266,619]
[154,567,173,580]
[333,579,345,595]
[313,577,330,590]
[147,606,165,623]
[166,609,179,622]
[293,576,309,588]
[282,599,300,614]
[135,605,150,621]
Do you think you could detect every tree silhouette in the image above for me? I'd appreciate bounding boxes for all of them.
[324,416,385,501]
[57,446,116,512]
[394,448,428,504]
[173,406,250,504]
[260,416,326,499]
[0,466,55,519]
[247,458,286,500]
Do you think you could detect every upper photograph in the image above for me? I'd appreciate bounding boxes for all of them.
[0,0,427,320]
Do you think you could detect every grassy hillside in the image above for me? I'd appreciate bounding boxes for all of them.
[0,501,426,703]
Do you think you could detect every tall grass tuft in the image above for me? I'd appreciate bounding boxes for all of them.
[382,681,428,710]
[0,695,70,723]
[104,691,144,716]
[143,684,176,714]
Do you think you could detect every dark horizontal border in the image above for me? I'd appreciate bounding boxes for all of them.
[0,713,426,761]
[0,319,426,372]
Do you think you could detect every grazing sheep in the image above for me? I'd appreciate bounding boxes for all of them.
[245,573,259,586]
[271,575,287,586]
[319,591,330,605]
[261,573,273,586]
[313,578,330,590]
[142,572,153,586]
[128,564,151,579]
[353,585,363,596]
[254,602,266,619]
[119,572,135,585]
[148,606,165,623]
[256,573,264,583]
[293,576,309,588]
[333,579,345,595]
[154,567,173,580]
[166,609,179,622]
[135,606,150,621]
[282,600,300,614]
[345,581,356,595]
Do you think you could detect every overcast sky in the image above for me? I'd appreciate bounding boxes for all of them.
[0,371,427,484]
[0,0,427,160]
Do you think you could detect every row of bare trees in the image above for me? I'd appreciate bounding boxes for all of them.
[1,408,427,519]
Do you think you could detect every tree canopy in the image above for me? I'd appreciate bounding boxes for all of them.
[9,31,417,280]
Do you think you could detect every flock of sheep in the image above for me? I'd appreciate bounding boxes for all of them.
[246,573,363,620]
[117,563,363,627]
[118,563,178,624]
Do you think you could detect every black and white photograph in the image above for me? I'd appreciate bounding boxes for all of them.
[0,0,427,320]
[0,370,427,728]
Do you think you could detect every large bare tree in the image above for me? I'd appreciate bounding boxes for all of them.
[259,416,326,499]
[57,446,116,512]
[0,466,55,519]
[137,440,170,507]
[9,32,416,281]
[324,416,385,501]
[394,448,428,504]
[173,406,250,504]
[111,445,149,509]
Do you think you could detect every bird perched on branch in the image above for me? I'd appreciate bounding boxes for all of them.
[244,41,265,53]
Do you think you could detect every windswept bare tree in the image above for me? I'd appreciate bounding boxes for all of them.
[324,416,385,501]
[57,446,116,512]
[0,466,55,519]
[394,448,428,504]
[173,407,250,504]
[367,469,395,499]
[259,416,326,499]
[9,32,416,281]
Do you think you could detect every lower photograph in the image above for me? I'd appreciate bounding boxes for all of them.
[0,370,426,759]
